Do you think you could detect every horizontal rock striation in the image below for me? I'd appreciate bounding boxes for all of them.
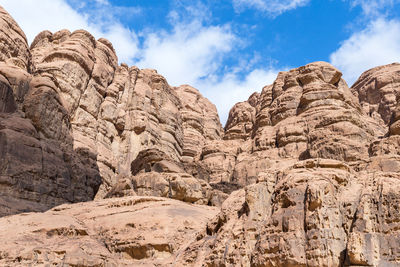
[176,62,400,266]
[0,4,400,266]
[0,5,224,216]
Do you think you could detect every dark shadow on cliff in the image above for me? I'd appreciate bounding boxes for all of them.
[0,74,101,216]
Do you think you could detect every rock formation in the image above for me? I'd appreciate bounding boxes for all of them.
[0,5,224,216]
[0,196,218,266]
[173,62,400,267]
[1,5,400,267]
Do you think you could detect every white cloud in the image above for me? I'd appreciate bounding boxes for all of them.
[197,68,278,125]
[135,11,278,125]
[233,0,310,15]
[0,0,139,64]
[330,18,400,85]
[137,21,235,86]
[350,0,400,16]
[0,0,281,123]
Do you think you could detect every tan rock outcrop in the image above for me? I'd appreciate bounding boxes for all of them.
[28,27,188,197]
[352,62,400,125]
[177,159,359,266]
[252,62,377,162]
[0,7,30,70]
[346,172,400,266]
[0,7,102,216]
[0,5,227,215]
[195,62,382,191]
[175,84,223,162]
[224,93,258,141]
[0,196,219,266]
[2,4,400,266]
[174,62,400,266]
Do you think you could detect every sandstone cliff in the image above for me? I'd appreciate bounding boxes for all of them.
[0,5,400,267]
[0,5,225,215]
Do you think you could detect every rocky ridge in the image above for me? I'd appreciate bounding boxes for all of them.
[0,5,400,266]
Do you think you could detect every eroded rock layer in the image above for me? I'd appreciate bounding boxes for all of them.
[1,4,400,267]
[0,196,218,266]
[0,5,224,215]
[173,62,400,267]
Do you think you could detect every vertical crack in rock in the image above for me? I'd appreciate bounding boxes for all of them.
[0,5,400,266]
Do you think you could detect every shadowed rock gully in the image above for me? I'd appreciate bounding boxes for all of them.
[1,4,400,267]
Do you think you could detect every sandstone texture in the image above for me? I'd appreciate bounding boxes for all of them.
[0,5,224,216]
[172,62,400,267]
[0,196,218,266]
[1,5,400,267]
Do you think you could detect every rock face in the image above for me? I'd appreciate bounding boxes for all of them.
[0,5,223,216]
[175,84,223,163]
[1,4,400,266]
[0,196,219,266]
[176,62,400,267]
[0,8,102,216]
[352,63,400,125]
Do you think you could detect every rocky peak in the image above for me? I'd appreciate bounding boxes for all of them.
[0,7,30,70]
[1,5,400,267]
[0,5,223,214]
[175,84,223,162]
[352,62,400,125]
[224,95,257,141]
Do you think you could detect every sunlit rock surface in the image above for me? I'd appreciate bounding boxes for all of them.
[1,5,400,266]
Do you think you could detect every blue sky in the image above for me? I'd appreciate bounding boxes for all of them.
[1,0,400,124]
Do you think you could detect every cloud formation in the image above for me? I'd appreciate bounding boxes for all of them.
[330,18,400,85]
[137,21,235,86]
[350,0,400,16]
[136,9,278,124]
[197,69,279,124]
[135,3,282,124]
[0,0,139,64]
[0,0,279,124]
[233,0,310,15]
